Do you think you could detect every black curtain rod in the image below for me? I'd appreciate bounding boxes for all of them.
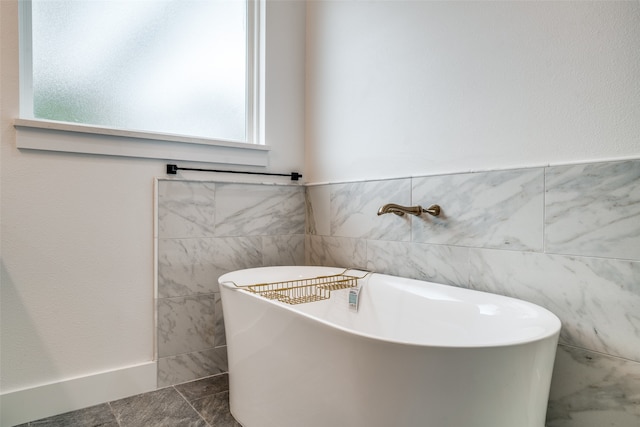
[166,164,302,181]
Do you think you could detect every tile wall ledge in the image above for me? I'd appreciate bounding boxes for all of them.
[154,156,639,187]
[304,156,640,187]
[157,177,304,186]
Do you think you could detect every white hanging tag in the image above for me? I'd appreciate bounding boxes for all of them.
[348,286,361,312]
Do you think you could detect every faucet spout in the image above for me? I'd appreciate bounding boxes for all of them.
[377,203,441,217]
[377,203,422,216]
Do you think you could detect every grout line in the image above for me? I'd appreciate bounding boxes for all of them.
[173,386,213,427]
[558,343,640,365]
[106,402,122,427]
[542,167,547,254]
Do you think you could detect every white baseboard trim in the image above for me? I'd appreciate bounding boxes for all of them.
[0,361,157,427]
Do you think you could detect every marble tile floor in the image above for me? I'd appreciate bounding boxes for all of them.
[16,373,241,427]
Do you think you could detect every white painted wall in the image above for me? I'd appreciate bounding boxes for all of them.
[305,0,640,184]
[0,0,305,421]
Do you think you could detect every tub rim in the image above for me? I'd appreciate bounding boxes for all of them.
[219,265,562,350]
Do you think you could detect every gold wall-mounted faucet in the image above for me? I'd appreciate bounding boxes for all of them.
[377,203,441,217]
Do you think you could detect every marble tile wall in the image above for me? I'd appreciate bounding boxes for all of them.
[156,180,305,387]
[306,159,640,427]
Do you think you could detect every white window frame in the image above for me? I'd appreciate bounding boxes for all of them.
[14,0,269,167]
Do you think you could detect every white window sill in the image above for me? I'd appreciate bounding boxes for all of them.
[14,118,270,167]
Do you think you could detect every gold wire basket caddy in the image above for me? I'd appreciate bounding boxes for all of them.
[240,270,366,305]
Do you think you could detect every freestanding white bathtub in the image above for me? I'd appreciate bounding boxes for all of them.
[219,266,561,427]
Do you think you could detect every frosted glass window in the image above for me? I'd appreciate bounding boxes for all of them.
[30,0,248,142]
